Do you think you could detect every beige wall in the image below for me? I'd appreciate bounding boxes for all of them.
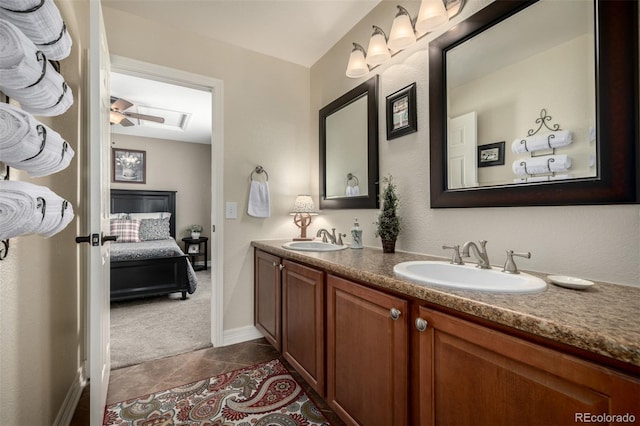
[0,1,88,424]
[102,6,313,331]
[311,0,640,287]
[111,134,212,250]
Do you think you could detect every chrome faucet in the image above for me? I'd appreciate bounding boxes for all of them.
[461,240,491,269]
[317,228,337,244]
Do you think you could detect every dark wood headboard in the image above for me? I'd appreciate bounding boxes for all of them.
[111,189,177,237]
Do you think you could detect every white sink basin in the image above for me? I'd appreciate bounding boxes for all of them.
[282,241,349,252]
[393,261,546,293]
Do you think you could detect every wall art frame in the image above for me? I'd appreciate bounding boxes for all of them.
[112,148,146,184]
[386,82,417,140]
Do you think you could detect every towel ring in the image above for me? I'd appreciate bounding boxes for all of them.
[250,165,269,181]
[346,173,359,186]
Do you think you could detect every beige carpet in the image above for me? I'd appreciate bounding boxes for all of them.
[110,269,212,370]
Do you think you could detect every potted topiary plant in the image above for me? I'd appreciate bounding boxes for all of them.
[187,224,203,239]
[375,175,401,253]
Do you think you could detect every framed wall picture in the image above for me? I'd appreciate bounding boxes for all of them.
[386,82,417,140]
[112,148,146,183]
[477,141,505,167]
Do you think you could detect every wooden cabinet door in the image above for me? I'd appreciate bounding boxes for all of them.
[254,250,281,350]
[282,260,325,395]
[327,274,408,426]
[415,306,640,426]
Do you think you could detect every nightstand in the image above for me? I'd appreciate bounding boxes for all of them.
[181,237,208,271]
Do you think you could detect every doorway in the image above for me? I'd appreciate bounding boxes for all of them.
[109,55,225,358]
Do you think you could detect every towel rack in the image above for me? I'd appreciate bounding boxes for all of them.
[0,162,8,261]
[521,108,561,158]
[250,165,269,181]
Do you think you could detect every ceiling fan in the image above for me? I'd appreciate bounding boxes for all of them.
[110,96,166,127]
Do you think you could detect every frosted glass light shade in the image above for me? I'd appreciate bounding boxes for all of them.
[416,0,449,33]
[346,44,368,78]
[366,26,391,67]
[388,9,416,52]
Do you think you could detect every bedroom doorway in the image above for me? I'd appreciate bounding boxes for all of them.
[109,56,224,365]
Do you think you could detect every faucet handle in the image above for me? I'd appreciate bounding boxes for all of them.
[337,233,346,245]
[442,245,464,265]
[503,250,531,274]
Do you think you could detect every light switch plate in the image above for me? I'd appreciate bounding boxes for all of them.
[225,202,237,219]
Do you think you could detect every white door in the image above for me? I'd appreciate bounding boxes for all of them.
[447,112,478,189]
[88,0,112,423]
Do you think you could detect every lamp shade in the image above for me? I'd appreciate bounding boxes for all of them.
[346,43,369,78]
[415,0,449,34]
[290,195,317,215]
[366,26,391,67]
[388,6,416,52]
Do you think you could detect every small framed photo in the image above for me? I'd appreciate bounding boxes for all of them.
[187,244,200,254]
[477,141,505,167]
[386,83,417,140]
[112,148,146,183]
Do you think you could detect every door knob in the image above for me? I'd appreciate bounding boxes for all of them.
[102,234,118,245]
[75,233,99,246]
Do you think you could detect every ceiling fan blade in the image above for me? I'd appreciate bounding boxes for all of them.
[124,112,165,124]
[120,118,135,127]
[110,97,133,112]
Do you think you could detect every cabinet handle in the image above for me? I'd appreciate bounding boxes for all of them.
[279,264,284,271]
[415,318,428,332]
[390,308,401,320]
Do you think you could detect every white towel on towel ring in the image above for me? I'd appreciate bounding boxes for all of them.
[248,180,271,218]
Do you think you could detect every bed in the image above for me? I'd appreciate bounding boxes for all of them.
[110,189,198,302]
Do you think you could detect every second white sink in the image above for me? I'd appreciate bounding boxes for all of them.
[393,261,546,293]
[282,241,349,252]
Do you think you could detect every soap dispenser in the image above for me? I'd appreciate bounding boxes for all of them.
[350,217,363,249]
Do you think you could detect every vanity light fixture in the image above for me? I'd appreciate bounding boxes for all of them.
[388,6,417,52]
[345,0,465,78]
[415,0,449,33]
[366,26,391,67]
[346,43,369,78]
[289,195,318,241]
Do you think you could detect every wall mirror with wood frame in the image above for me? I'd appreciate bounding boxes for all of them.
[429,0,638,208]
[320,75,379,209]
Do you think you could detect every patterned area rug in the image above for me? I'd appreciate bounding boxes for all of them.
[103,358,331,425]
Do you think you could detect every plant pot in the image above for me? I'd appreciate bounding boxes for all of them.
[191,232,201,240]
[381,239,396,253]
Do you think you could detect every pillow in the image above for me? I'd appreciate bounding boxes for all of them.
[139,218,171,241]
[110,219,141,243]
[110,212,128,220]
[128,212,172,220]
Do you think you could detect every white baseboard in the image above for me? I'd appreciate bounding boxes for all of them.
[223,325,263,346]
[53,367,86,426]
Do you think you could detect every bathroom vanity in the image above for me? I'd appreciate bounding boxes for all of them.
[253,240,640,426]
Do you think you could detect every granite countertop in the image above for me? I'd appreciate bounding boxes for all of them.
[252,240,640,369]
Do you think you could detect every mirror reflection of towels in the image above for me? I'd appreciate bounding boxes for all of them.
[248,180,270,218]
[346,185,360,196]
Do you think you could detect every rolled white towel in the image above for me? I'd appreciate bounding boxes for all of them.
[0,180,73,238]
[0,102,32,155]
[0,0,72,60]
[512,154,571,176]
[0,103,74,176]
[0,19,73,116]
[511,130,572,154]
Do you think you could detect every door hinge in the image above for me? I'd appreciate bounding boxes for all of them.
[212,225,216,232]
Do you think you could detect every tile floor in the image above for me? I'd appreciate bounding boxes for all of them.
[70,338,345,425]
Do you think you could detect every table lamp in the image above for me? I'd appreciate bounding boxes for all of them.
[290,195,317,241]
